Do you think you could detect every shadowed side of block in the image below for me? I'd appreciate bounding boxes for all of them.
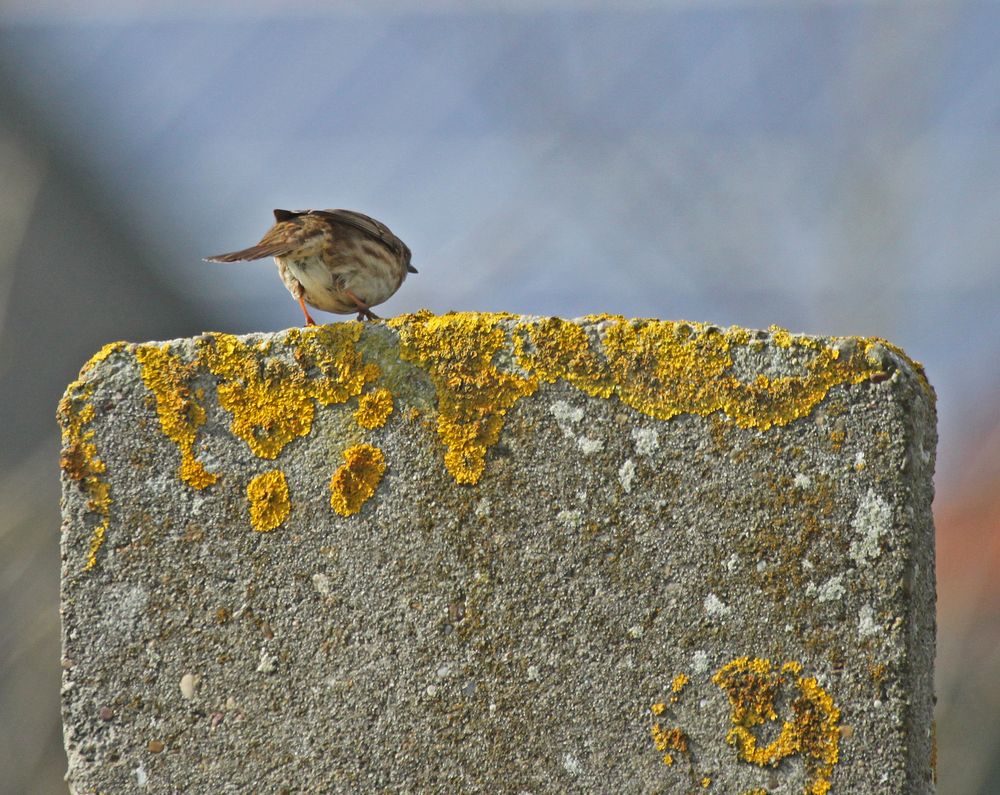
[58,313,936,793]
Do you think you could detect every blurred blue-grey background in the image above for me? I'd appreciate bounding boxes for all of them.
[1,2,997,792]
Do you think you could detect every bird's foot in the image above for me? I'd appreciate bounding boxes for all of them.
[345,290,380,322]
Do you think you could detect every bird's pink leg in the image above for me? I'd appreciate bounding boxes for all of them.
[297,295,317,326]
[286,275,318,326]
[344,289,380,321]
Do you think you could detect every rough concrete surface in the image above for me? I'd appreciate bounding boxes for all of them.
[59,312,937,794]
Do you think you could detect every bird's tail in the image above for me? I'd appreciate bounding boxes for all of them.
[204,242,294,263]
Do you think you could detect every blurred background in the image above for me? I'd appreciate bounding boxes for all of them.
[0,1,997,792]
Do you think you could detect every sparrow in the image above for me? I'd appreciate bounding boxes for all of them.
[205,208,416,325]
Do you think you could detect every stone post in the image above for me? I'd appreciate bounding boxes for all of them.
[59,313,936,793]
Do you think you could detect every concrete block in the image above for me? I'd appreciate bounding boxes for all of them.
[58,312,937,793]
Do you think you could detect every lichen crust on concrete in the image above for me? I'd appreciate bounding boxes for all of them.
[58,312,929,572]
[57,312,937,794]
[57,341,127,569]
[246,469,290,532]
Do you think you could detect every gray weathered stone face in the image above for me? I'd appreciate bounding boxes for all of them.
[58,313,936,793]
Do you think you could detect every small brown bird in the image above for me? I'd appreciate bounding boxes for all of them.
[205,208,416,325]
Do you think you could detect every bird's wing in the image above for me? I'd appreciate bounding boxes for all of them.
[204,241,296,263]
[204,209,309,262]
[310,209,413,267]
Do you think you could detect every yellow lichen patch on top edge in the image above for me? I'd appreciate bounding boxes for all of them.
[330,443,386,516]
[355,387,394,429]
[392,311,538,484]
[200,325,378,459]
[57,341,128,570]
[602,320,741,422]
[286,324,380,407]
[712,657,840,795]
[519,316,889,431]
[512,316,614,397]
[775,322,931,400]
[135,345,218,489]
[386,312,897,485]
[246,469,290,532]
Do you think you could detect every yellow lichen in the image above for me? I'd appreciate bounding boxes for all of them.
[135,344,218,489]
[390,312,902,484]
[330,443,386,516]
[286,324,380,406]
[134,326,378,488]
[355,387,394,429]
[393,311,537,484]
[672,673,690,693]
[66,313,926,568]
[712,657,840,795]
[126,315,915,512]
[57,341,127,570]
[513,316,614,397]
[246,470,290,532]
[649,698,691,770]
[650,722,689,766]
[200,326,378,459]
[702,778,712,789]
[517,317,893,431]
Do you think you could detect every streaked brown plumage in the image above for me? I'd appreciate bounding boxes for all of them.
[205,208,416,325]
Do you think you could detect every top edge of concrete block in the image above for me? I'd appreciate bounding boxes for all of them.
[61,311,934,378]
[58,310,935,541]
[60,310,934,408]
